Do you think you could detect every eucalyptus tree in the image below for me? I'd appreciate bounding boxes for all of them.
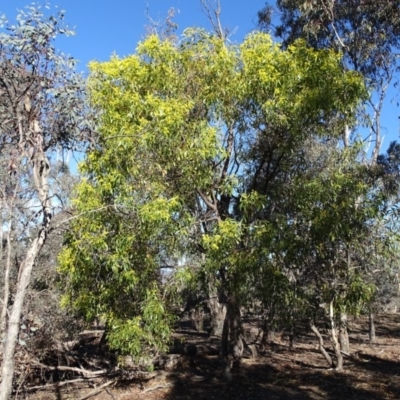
[258,1,400,351]
[288,147,378,369]
[258,0,400,162]
[361,141,400,340]
[59,27,366,378]
[0,6,90,399]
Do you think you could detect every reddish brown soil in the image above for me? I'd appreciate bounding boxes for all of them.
[26,314,400,400]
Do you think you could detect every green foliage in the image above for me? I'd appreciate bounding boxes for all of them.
[0,4,90,153]
[260,0,400,82]
[59,28,368,356]
[106,287,174,356]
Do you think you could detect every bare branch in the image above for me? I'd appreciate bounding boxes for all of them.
[50,205,114,232]
[196,189,217,212]
[31,361,107,379]
[200,0,226,39]
[24,379,86,391]
[79,381,115,400]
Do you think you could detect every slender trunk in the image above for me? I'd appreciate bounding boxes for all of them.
[0,199,3,331]
[0,184,18,338]
[330,300,343,371]
[369,308,376,343]
[371,91,385,165]
[260,304,276,348]
[0,225,13,337]
[0,148,51,400]
[310,321,333,367]
[339,312,350,354]
[208,296,226,337]
[221,296,243,381]
[343,124,350,148]
[0,236,44,399]
[261,319,275,348]
[289,310,295,349]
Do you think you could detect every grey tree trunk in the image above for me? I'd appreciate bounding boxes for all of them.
[310,321,333,367]
[0,237,43,399]
[0,150,51,400]
[0,217,12,338]
[208,296,226,337]
[0,187,18,339]
[221,296,243,381]
[261,319,275,348]
[339,312,350,354]
[260,303,276,348]
[330,301,343,370]
[369,309,376,343]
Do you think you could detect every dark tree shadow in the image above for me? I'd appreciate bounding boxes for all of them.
[160,352,397,400]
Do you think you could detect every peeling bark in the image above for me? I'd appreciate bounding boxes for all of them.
[0,149,51,400]
[339,312,350,354]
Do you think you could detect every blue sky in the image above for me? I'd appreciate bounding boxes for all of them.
[0,1,261,69]
[1,0,398,151]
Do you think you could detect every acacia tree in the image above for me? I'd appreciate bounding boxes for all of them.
[59,28,366,377]
[0,6,90,399]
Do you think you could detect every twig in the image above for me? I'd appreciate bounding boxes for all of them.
[31,361,107,378]
[320,0,347,49]
[79,380,115,400]
[140,383,173,395]
[25,378,86,391]
[200,0,225,39]
[50,205,113,231]
[106,387,117,400]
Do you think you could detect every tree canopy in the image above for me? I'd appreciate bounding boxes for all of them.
[59,29,367,367]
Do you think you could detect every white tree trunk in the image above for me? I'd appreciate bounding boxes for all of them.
[0,147,51,399]
[330,300,343,370]
[0,236,44,399]
[339,312,350,354]
[0,225,13,337]
[369,308,376,343]
[0,186,18,338]
[310,321,333,367]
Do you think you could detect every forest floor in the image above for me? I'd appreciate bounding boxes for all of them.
[25,313,400,400]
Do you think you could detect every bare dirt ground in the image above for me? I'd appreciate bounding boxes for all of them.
[24,313,400,400]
